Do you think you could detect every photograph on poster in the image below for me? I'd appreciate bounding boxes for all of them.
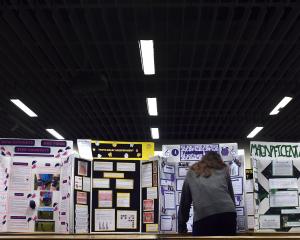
[178,167,189,177]
[272,160,293,176]
[160,215,172,231]
[34,174,60,191]
[98,190,113,208]
[116,162,136,172]
[35,221,55,232]
[103,172,124,179]
[93,178,110,188]
[142,163,153,188]
[38,208,54,220]
[163,165,175,174]
[77,191,87,205]
[82,177,91,192]
[143,212,154,223]
[78,161,88,176]
[40,191,52,207]
[259,215,280,229]
[115,179,134,189]
[269,190,299,208]
[147,187,157,199]
[75,176,83,190]
[231,177,243,195]
[143,199,154,211]
[176,179,184,191]
[116,192,130,208]
[94,161,113,172]
[164,191,175,209]
[116,210,137,229]
[95,209,115,231]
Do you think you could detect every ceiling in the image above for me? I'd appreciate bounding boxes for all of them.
[0,0,300,143]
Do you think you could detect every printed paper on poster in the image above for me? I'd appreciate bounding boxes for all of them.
[98,190,112,208]
[272,160,293,176]
[116,210,137,229]
[94,161,113,172]
[116,162,136,172]
[142,163,152,188]
[94,209,115,231]
[259,215,280,229]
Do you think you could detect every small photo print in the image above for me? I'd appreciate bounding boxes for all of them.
[35,221,55,232]
[77,191,87,205]
[143,212,154,223]
[34,174,60,191]
[78,161,88,176]
[40,192,53,207]
[143,199,154,211]
[38,208,54,220]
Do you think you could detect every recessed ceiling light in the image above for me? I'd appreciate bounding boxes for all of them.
[150,127,159,139]
[139,40,155,75]
[247,127,263,139]
[46,129,64,140]
[270,96,293,115]
[146,98,158,116]
[10,99,38,117]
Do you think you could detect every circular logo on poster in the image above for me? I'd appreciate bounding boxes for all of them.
[171,149,179,156]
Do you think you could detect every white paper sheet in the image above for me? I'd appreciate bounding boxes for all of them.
[116,163,136,172]
[93,178,110,188]
[272,160,293,176]
[269,178,298,189]
[10,162,31,191]
[147,187,157,199]
[98,190,112,208]
[142,163,152,188]
[160,215,172,231]
[75,176,83,190]
[94,162,113,172]
[8,216,29,232]
[247,216,255,229]
[75,204,89,233]
[82,177,91,192]
[176,179,184,191]
[116,210,137,229]
[246,179,254,193]
[77,139,93,160]
[9,193,28,215]
[163,165,175,174]
[164,191,175,209]
[231,177,243,195]
[116,193,130,208]
[115,179,134,189]
[94,209,115,231]
[246,193,254,215]
[178,167,188,177]
[270,190,299,207]
[160,179,172,186]
[259,215,280,229]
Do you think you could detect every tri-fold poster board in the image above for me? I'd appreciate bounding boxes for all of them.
[251,141,300,232]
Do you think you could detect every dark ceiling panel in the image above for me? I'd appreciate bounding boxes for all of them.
[0,0,299,142]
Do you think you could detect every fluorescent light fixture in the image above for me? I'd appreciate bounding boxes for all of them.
[247,127,263,139]
[139,40,155,75]
[10,99,37,117]
[146,98,158,116]
[150,127,159,139]
[270,96,293,115]
[46,129,64,140]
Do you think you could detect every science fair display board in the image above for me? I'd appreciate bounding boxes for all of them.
[73,158,91,233]
[141,159,159,233]
[90,140,154,233]
[0,138,73,233]
[161,143,247,233]
[251,141,300,232]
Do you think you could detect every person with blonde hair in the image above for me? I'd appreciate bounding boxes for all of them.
[178,151,236,236]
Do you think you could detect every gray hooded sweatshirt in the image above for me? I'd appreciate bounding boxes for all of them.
[178,168,236,232]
